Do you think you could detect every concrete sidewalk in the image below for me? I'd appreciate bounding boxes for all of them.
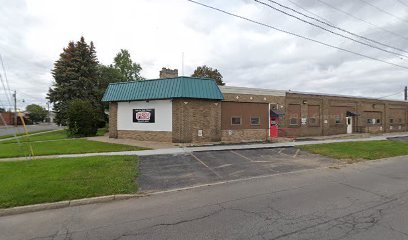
[1,132,407,162]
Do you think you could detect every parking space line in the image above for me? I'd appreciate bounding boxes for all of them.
[230,150,254,162]
[215,164,233,169]
[231,150,273,163]
[189,153,222,178]
[293,149,300,158]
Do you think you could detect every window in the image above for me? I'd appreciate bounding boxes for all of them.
[231,116,241,125]
[376,119,381,124]
[390,119,394,124]
[367,119,373,124]
[250,116,260,125]
[335,116,341,124]
[309,118,316,125]
[399,118,402,123]
[290,118,298,126]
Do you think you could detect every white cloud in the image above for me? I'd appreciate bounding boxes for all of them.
[0,0,407,111]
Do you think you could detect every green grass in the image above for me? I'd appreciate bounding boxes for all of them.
[0,139,147,158]
[300,140,408,161]
[0,156,138,208]
[0,130,69,144]
[96,127,108,136]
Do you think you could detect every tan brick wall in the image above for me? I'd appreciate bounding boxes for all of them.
[172,99,221,143]
[285,93,408,137]
[118,130,172,142]
[109,102,118,138]
[223,93,285,105]
[221,129,269,142]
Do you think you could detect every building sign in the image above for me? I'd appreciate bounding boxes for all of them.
[133,109,155,123]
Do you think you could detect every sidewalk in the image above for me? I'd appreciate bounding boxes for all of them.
[1,132,407,162]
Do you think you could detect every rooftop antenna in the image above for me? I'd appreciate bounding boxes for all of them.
[181,52,184,76]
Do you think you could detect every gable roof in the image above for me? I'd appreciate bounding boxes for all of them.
[102,77,224,102]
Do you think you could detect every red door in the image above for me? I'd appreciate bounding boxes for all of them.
[270,116,278,138]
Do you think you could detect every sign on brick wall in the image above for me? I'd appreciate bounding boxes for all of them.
[133,109,155,123]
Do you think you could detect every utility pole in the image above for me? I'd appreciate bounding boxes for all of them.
[405,86,407,101]
[47,101,50,124]
[13,90,17,126]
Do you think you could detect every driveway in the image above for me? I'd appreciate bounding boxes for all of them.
[139,147,336,192]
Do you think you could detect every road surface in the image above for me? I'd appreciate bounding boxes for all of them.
[1,155,408,240]
[0,123,62,137]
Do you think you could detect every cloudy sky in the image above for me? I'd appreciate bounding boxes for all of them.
[1,0,408,110]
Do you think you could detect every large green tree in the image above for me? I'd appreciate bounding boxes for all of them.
[113,49,144,81]
[47,36,101,126]
[191,65,225,85]
[26,104,47,123]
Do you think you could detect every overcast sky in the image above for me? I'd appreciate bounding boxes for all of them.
[1,0,408,110]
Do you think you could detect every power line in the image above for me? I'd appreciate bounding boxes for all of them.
[396,0,408,9]
[376,90,403,99]
[263,0,408,55]
[186,0,408,71]
[0,55,12,97]
[358,0,408,25]
[315,0,408,42]
[284,0,333,24]
[255,0,408,59]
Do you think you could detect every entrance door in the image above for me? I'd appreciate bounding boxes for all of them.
[346,117,352,134]
[270,116,279,138]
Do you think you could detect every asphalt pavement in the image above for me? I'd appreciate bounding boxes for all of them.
[139,147,335,191]
[0,123,62,137]
[1,155,408,240]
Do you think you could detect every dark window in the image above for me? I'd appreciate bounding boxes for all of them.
[309,118,316,125]
[390,119,394,124]
[290,118,298,126]
[231,117,241,125]
[250,116,260,125]
[335,116,341,124]
[367,119,373,124]
[376,119,381,124]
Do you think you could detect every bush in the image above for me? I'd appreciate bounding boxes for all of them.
[66,100,99,137]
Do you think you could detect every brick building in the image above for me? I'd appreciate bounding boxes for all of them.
[103,76,408,143]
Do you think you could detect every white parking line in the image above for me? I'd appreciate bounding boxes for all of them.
[293,149,300,158]
[215,164,233,169]
[189,153,222,178]
[230,150,253,162]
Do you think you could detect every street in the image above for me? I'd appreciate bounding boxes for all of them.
[0,123,62,137]
[1,155,408,240]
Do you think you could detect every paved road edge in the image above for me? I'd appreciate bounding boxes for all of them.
[0,193,147,217]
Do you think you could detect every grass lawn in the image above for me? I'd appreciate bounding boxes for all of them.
[300,140,408,161]
[0,139,147,158]
[0,130,68,144]
[0,156,138,208]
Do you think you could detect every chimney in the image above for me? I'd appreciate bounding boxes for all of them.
[160,68,178,78]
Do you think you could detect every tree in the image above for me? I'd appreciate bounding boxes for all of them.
[47,36,101,125]
[66,99,99,137]
[191,65,225,85]
[26,104,47,123]
[113,49,144,81]
[0,107,5,112]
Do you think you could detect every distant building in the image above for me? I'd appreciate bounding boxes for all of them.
[102,70,408,143]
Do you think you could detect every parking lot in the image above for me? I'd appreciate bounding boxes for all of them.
[139,147,336,192]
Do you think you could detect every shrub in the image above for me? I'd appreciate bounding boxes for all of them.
[66,100,99,137]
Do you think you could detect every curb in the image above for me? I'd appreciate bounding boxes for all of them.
[0,193,147,217]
